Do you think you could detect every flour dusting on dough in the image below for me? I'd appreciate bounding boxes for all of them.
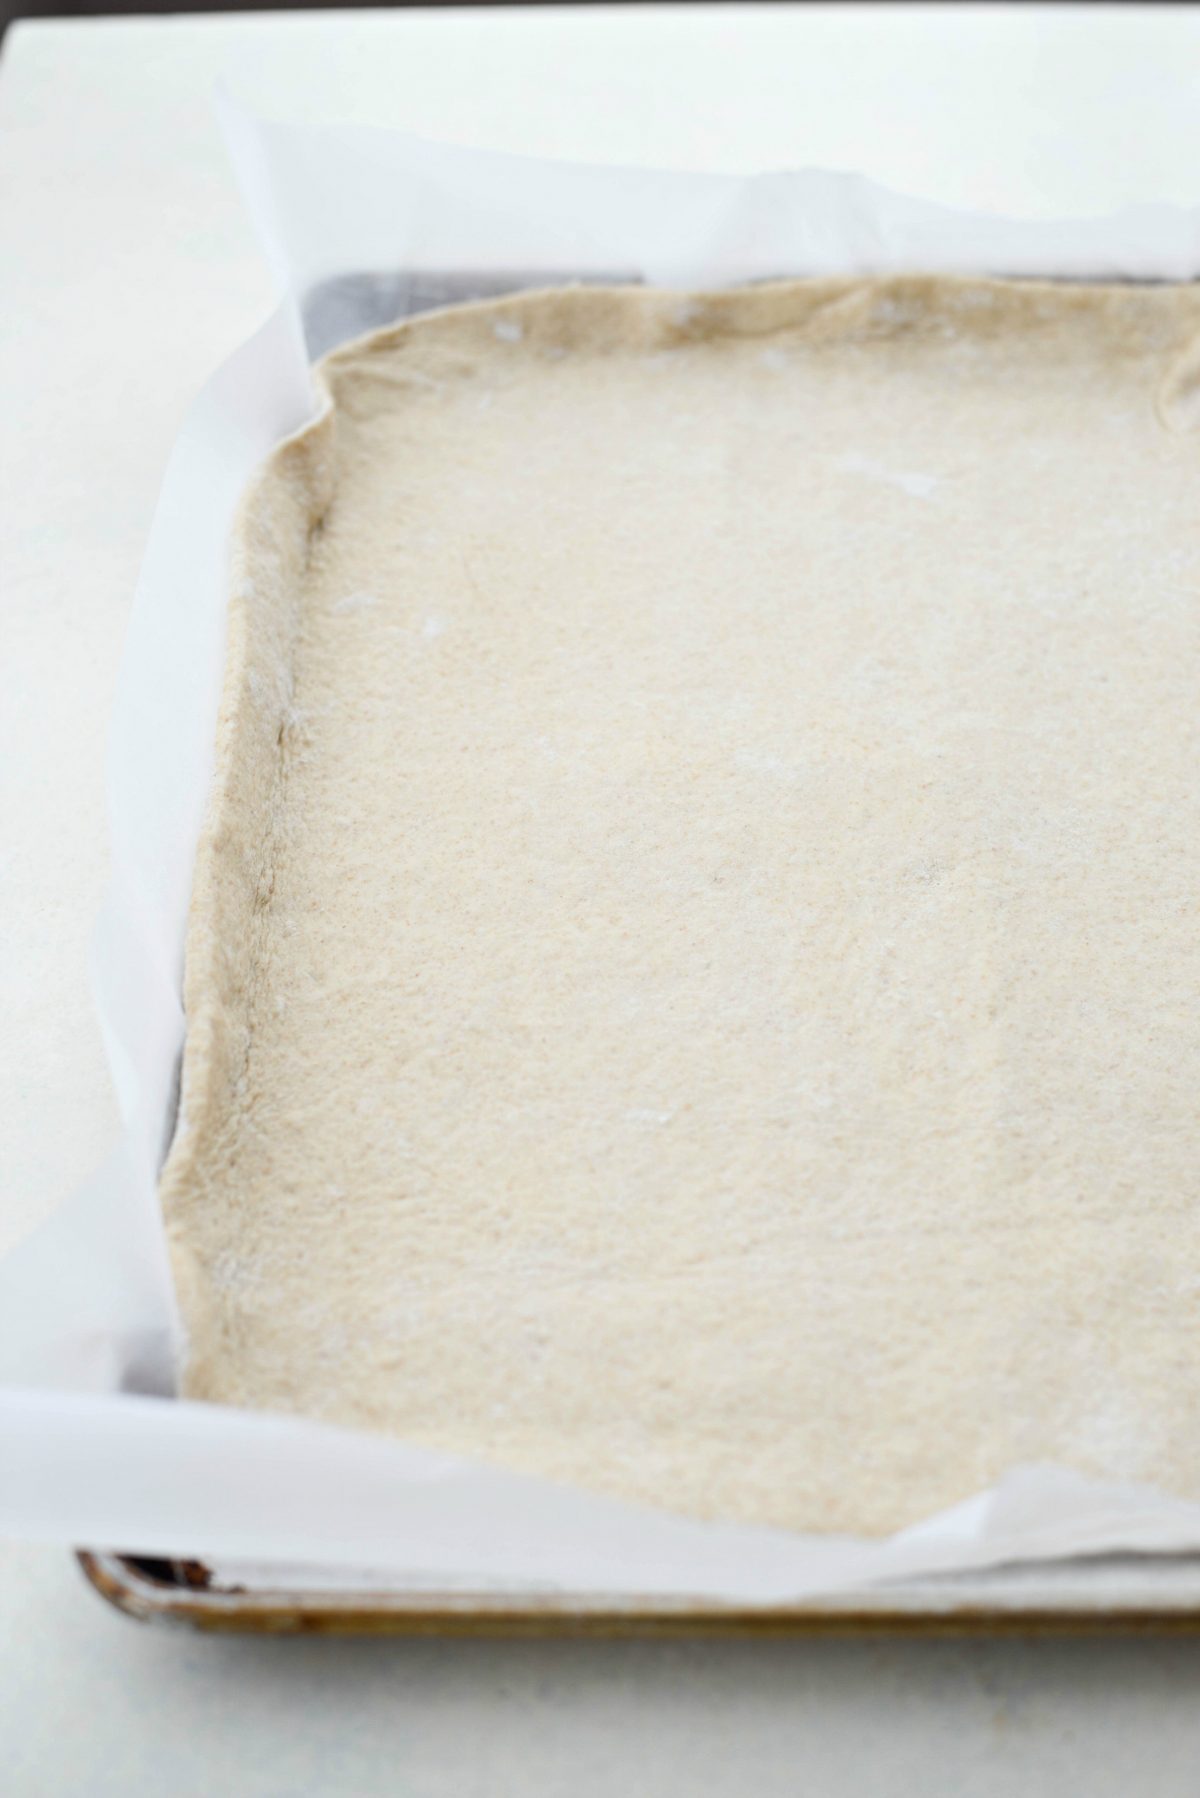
[836,450,940,500]
[160,278,1200,1537]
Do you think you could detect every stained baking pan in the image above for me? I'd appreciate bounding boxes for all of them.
[75,270,1200,1634]
[78,1549,1200,1635]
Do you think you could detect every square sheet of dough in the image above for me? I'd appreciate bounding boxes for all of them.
[162,278,1200,1537]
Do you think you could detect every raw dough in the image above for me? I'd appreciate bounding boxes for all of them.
[160,277,1200,1536]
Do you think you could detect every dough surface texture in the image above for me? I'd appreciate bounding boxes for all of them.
[161,278,1200,1536]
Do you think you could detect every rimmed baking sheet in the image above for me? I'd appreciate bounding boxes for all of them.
[8,103,1200,1616]
[79,1550,1200,1636]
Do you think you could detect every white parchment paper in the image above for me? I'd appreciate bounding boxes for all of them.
[4,98,1200,1597]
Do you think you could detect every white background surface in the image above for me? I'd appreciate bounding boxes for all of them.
[6,7,1200,1790]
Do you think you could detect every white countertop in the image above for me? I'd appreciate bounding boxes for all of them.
[6,8,1200,1790]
